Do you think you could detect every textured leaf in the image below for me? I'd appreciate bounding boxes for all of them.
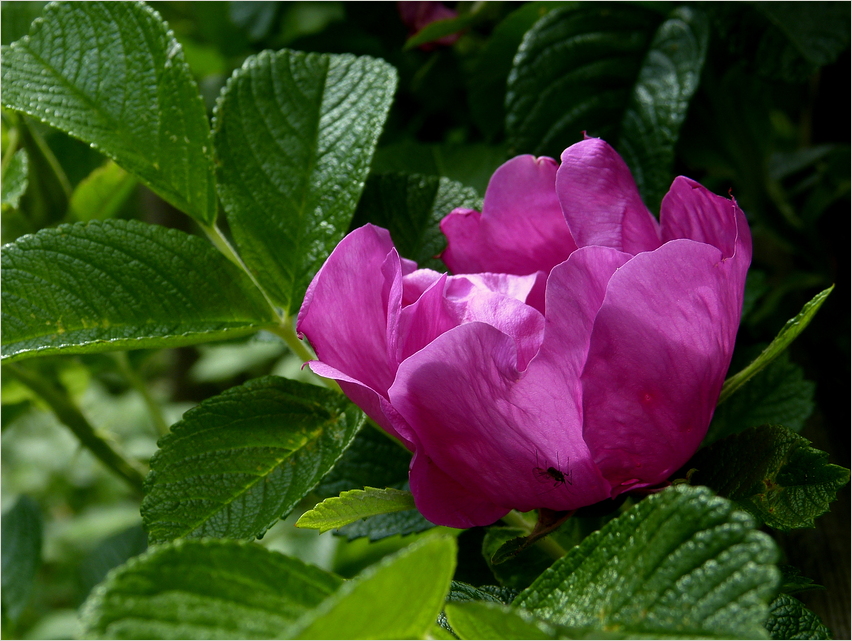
[79,539,343,640]
[688,425,850,530]
[213,48,397,313]
[313,426,435,541]
[1,220,277,362]
[515,485,780,639]
[445,602,552,640]
[720,286,833,403]
[1,495,43,622]
[142,376,364,543]
[315,425,412,497]
[295,487,416,534]
[706,351,815,444]
[765,594,831,640]
[68,161,138,222]
[777,565,823,596]
[1,2,216,224]
[618,5,709,209]
[335,508,435,542]
[350,172,481,270]
[469,2,574,139]
[289,535,456,639]
[1,148,29,209]
[505,5,660,157]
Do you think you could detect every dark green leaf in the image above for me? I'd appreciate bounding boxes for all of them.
[777,565,823,596]
[1,220,277,362]
[482,527,554,591]
[618,6,709,209]
[1,2,217,224]
[313,426,436,541]
[469,2,574,139]
[505,5,660,157]
[688,425,850,530]
[80,525,148,596]
[706,351,815,444]
[720,286,833,403]
[142,376,364,543]
[0,1,48,46]
[213,48,397,313]
[350,172,480,270]
[765,594,831,640]
[447,581,518,606]
[288,535,456,639]
[515,485,779,639]
[315,423,412,497]
[1,495,42,622]
[68,161,138,222]
[445,602,553,640]
[335,508,435,542]
[1,149,28,209]
[79,539,343,640]
[295,487,416,534]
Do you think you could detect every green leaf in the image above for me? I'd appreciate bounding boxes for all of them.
[687,425,850,531]
[68,161,138,222]
[505,5,660,157]
[445,602,552,640]
[777,565,823,596]
[288,534,456,639]
[1,495,43,622]
[1,148,28,209]
[720,286,833,404]
[469,2,574,139]
[1,2,217,224]
[296,487,416,534]
[79,539,343,640]
[482,527,554,591]
[315,424,412,497]
[618,6,709,209]
[515,485,780,639]
[1,220,277,362]
[213,48,397,314]
[447,581,517,606]
[335,508,435,542]
[706,351,815,444]
[142,376,364,543]
[765,594,831,640]
[350,172,480,270]
[0,1,48,46]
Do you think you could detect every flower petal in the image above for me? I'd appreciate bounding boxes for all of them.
[440,155,575,275]
[297,224,401,396]
[660,176,752,263]
[557,138,661,254]
[408,450,509,529]
[580,239,749,493]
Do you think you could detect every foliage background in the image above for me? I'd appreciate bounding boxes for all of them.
[1,1,849,638]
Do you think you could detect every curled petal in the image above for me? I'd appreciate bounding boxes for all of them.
[581,239,749,493]
[557,139,661,254]
[297,224,401,396]
[660,176,752,265]
[440,155,575,275]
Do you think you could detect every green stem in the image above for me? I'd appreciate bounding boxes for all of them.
[22,116,72,199]
[501,509,568,560]
[1,124,20,175]
[113,352,170,437]
[6,364,147,495]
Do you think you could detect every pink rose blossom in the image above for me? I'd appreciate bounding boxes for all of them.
[297,138,751,529]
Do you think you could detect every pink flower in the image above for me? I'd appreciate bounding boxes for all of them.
[297,138,751,529]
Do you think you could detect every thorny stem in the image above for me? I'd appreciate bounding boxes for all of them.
[113,352,170,437]
[6,364,147,496]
